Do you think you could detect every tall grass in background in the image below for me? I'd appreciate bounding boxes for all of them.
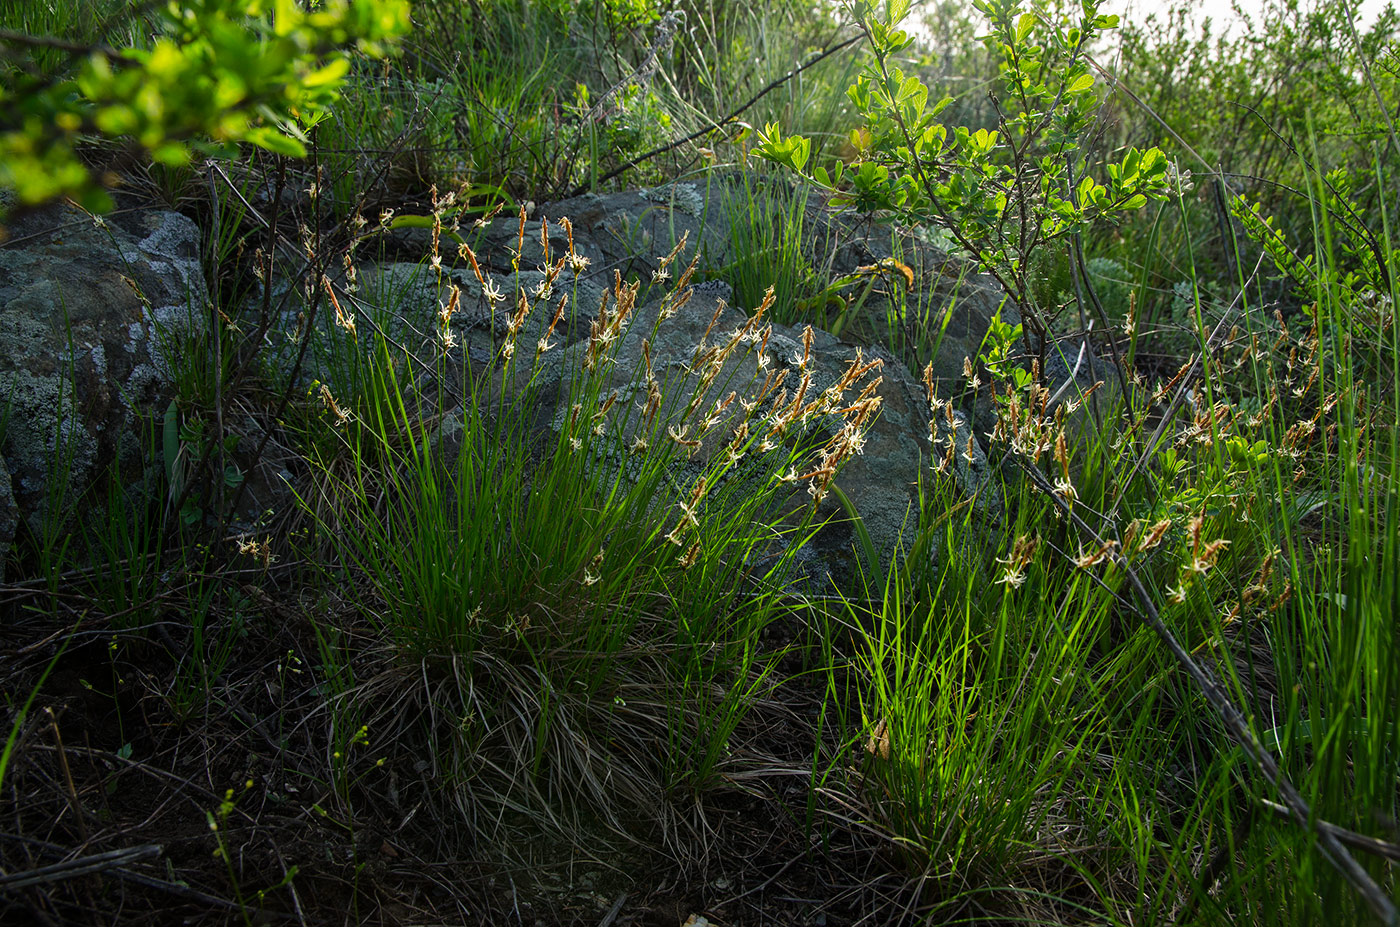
[0,0,155,77]
[1081,0,1400,344]
[667,0,861,161]
[306,0,864,211]
[715,170,825,323]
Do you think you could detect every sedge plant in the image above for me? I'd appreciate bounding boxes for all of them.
[297,198,886,836]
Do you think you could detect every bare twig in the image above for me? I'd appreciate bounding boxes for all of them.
[0,27,119,57]
[596,892,627,927]
[1259,798,1400,863]
[109,865,294,918]
[0,844,161,891]
[43,708,86,843]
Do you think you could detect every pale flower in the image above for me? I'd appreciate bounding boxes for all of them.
[996,566,1027,588]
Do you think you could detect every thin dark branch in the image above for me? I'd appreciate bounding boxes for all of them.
[0,27,119,56]
[0,844,161,891]
[1259,798,1400,863]
[1018,457,1399,925]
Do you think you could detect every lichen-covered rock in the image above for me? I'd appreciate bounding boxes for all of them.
[372,173,1013,402]
[534,291,997,587]
[537,185,733,282]
[532,176,1014,407]
[352,261,607,406]
[0,466,18,575]
[347,178,1015,586]
[380,183,731,286]
[0,204,205,571]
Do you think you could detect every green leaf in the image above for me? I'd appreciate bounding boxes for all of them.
[1139,146,1167,176]
[754,123,811,172]
[897,75,924,105]
[1076,175,1096,204]
[163,400,180,486]
[300,55,351,89]
[243,125,306,157]
[1123,147,1141,177]
[386,214,436,230]
[1066,73,1094,94]
[1015,12,1035,43]
[151,141,191,167]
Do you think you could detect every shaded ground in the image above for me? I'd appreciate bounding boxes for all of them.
[0,573,957,927]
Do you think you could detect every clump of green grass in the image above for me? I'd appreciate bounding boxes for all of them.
[713,170,825,324]
[799,137,1400,920]
[295,203,886,838]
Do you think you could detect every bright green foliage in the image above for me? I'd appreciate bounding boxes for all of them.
[1,0,411,212]
[1229,155,1399,399]
[481,0,661,28]
[757,0,1174,345]
[1111,1,1399,226]
[1234,164,1397,311]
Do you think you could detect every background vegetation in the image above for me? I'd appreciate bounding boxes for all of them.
[1,0,1398,923]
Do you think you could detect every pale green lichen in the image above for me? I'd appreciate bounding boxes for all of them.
[0,368,97,532]
[639,182,707,219]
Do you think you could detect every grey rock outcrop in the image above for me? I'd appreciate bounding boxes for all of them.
[383,175,1015,403]
[527,291,997,587]
[0,204,205,572]
[0,173,1015,587]
[545,177,1014,392]
[352,179,1014,586]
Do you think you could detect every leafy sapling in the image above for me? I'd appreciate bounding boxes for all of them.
[756,0,1173,365]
